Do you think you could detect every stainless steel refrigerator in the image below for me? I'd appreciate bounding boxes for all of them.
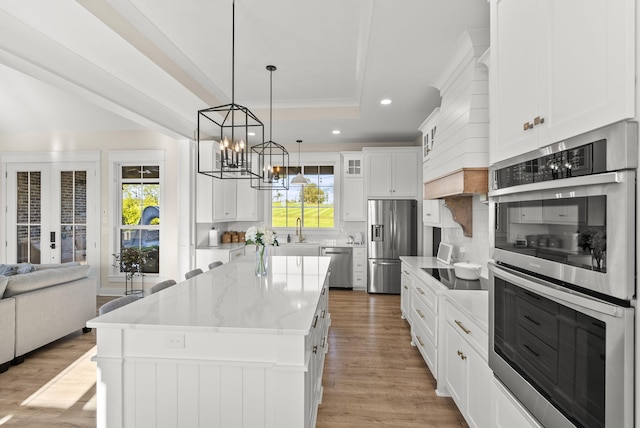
[367,199,417,294]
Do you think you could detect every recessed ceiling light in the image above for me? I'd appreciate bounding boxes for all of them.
[380,98,392,105]
[332,130,341,135]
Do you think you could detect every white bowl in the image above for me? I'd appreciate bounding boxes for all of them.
[453,262,483,280]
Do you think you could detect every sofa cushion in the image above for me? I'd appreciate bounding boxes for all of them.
[0,276,8,299]
[33,262,80,270]
[4,264,91,298]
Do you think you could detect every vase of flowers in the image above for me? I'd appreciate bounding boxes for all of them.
[245,226,279,277]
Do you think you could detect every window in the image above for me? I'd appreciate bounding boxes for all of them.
[272,165,334,228]
[118,165,160,274]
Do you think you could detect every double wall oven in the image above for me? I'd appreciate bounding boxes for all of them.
[488,121,637,428]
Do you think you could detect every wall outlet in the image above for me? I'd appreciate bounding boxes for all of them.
[164,334,185,349]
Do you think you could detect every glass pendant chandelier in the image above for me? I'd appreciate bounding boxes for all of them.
[251,65,289,190]
[290,139,308,185]
[196,0,262,180]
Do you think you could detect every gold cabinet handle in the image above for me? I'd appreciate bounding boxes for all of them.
[523,122,533,131]
[417,287,425,295]
[403,285,408,289]
[416,309,425,319]
[313,345,318,354]
[321,337,326,348]
[457,350,467,360]
[312,315,319,328]
[321,309,326,319]
[534,116,545,125]
[416,336,425,347]
[455,320,471,334]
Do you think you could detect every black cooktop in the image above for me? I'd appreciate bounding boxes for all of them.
[421,267,487,290]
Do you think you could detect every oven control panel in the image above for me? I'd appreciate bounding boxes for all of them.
[495,139,606,189]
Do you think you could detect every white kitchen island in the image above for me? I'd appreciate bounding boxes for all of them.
[88,255,331,428]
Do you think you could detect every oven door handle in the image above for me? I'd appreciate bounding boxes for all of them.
[488,171,626,197]
[489,262,626,317]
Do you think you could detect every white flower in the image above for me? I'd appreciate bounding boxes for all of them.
[245,226,258,243]
[244,225,278,247]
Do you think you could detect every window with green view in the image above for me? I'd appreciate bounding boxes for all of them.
[119,165,160,274]
[272,165,334,228]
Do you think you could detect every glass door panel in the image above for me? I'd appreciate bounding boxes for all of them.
[15,171,43,264]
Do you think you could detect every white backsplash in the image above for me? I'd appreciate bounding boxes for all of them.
[198,220,366,247]
[441,195,490,267]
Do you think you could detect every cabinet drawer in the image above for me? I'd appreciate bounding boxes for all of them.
[413,279,437,312]
[412,320,437,377]
[411,291,437,342]
[353,247,366,258]
[445,300,488,360]
[230,248,245,260]
[353,257,366,272]
[353,273,366,287]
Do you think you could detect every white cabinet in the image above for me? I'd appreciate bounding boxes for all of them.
[235,179,262,221]
[343,180,365,221]
[492,379,542,428]
[341,153,366,221]
[196,141,215,223]
[213,179,237,221]
[195,245,245,271]
[419,107,439,164]
[342,153,364,178]
[400,269,412,322]
[352,247,367,291]
[423,199,457,228]
[489,0,635,164]
[402,262,440,379]
[442,298,491,428]
[364,148,419,198]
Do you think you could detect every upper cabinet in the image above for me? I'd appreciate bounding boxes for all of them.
[364,148,420,199]
[235,179,262,221]
[420,108,440,165]
[343,153,364,178]
[489,0,635,165]
[212,179,237,222]
[342,153,366,221]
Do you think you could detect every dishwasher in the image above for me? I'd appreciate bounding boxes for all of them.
[320,247,353,289]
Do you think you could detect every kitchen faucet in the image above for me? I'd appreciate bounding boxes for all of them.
[296,217,305,242]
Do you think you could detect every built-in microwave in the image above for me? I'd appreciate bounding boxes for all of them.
[489,121,638,302]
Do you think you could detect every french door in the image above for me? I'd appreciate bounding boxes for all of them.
[5,162,98,265]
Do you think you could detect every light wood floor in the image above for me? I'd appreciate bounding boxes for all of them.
[0,293,467,427]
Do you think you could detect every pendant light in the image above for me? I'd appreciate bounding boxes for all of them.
[251,65,289,190]
[290,140,308,185]
[196,0,262,180]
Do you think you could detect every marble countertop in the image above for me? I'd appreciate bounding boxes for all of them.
[87,255,331,335]
[441,290,489,333]
[400,256,489,333]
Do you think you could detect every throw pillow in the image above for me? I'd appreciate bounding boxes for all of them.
[0,264,15,276]
[16,263,36,274]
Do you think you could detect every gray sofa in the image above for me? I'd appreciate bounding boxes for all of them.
[0,263,96,373]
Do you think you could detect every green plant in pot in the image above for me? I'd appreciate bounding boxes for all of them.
[119,247,148,279]
[579,229,606,272]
